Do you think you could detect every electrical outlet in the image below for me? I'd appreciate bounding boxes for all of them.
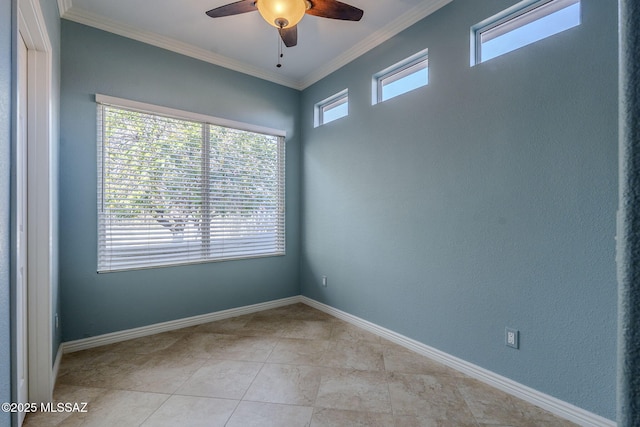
[505,328,519,349]
[321,276,328,287]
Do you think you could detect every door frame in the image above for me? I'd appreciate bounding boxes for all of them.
[17,0,54,404]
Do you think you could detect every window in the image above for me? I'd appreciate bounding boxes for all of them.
[472,0,580,65]
[315,89,348,127]
[97,95,285,272]
[373,49,428,104]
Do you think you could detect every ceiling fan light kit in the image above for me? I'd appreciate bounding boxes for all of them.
[206,0,363,66]
[257,0,309,28]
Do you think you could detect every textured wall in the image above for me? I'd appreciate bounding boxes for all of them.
[0,0,13,425]
[301,0,617,419]
[60,21,301,341]
[618,0,640,425]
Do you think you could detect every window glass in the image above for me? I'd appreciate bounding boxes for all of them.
[315,90,348,127]
[97,98,285,272]
[373,49,428,104]
[474,0,580,64]
[322,98,348,124]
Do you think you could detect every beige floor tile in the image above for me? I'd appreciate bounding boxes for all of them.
[315,369,392,413]
[115,354,207,393]
[226,401,314,427]
[394,415,479,427]
[57,352,149,389]
[515,401,579,426]
[206,333,279,362]
[244,363,324,405]
[55,389,169,427]
[56,349,109,378]
[252,304,334,322]
[160,332,223,359]
[192,314,254,334]
[176,358,262,399]
[311,408,396,427]
[329,322,382,343]
[320,340,385,371]
[282,320,334,340]
[456,378,521,424]
[382,344,462,377]
[241,317,292,337]
[387,372,476,424]
[23,385,106,427]
[140,395,238,427]
[97,330,186,355]
[267,338,330,365]
[251,305,304,320]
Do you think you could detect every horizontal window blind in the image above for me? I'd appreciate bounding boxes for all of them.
[97,98,285,272]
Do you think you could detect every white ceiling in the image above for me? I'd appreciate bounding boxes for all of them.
[57,0,452,89]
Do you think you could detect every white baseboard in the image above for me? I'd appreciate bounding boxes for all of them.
[59,294,614,427]
[62,296,302,353]
[299,297,615,427]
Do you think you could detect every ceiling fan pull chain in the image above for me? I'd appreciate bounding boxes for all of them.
[276,32,284,68]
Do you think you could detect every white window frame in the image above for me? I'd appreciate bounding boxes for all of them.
[372,49,429,105]
[314,89,349,127]
[96,94,286,273]
[471,0,580,65]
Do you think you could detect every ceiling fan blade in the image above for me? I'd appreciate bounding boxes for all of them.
[206,0,257,18]
[278,25,298,47]
[306,0,363,21]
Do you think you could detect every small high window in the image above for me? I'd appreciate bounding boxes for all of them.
[373,49,428,104]
[315,90,348,127]
[472,0,580,65]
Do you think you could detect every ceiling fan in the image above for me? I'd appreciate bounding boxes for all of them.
[205,0,364,48]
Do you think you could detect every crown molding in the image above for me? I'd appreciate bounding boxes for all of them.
[60,7,304,89]
[298,0,453,89]
[59,0,453,90]
[56,0,72,17]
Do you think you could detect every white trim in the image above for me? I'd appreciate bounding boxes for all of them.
[56,0,72,16]
[95,94,287,137]
[52,344,63,390]
[62,296,302,353]
[18,0,55,405]
[299,297,616,427]
[58,0,452,90]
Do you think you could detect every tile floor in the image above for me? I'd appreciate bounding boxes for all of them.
[24,303,577,426]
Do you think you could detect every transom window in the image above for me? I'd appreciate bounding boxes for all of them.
[97,95,285,272]
[472,0,581,64]
[373,49,429,104]
[315,89,348,127]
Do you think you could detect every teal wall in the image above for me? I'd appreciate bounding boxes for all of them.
[59,21,301,341]
[300,0,617,419]
[0,0,14,425]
